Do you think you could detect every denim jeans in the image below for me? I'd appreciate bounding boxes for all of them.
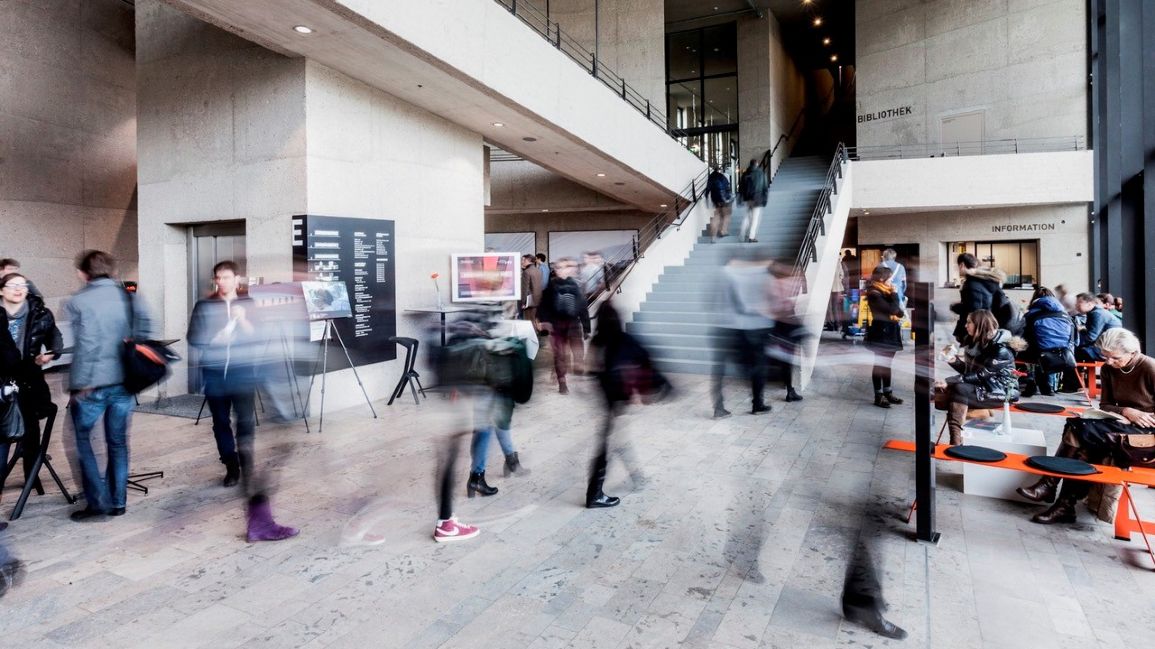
[71,385,134,511]
[469,389,515,473]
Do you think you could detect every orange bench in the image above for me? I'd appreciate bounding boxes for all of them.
[1075,361,1105,400]
[884,438,1155,566]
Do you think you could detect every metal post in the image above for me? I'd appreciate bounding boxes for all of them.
[912,282,940,543]
[621,78,627,99]
[511,0,516,14]
[594,0,600,74]
[646,100,651,119]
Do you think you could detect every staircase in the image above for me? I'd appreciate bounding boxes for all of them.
[625,155,830,374]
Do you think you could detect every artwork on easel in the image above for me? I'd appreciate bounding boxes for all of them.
[301,281,353,321]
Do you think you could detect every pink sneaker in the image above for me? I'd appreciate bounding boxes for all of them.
[433,516,479,543]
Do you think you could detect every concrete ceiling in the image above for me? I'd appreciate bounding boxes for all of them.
[162,0,685,212]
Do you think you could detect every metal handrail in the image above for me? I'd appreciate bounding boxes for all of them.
[847,135,1086,161]
[790,143,848,289]
[584,165,711,309]
[494,0,670,134]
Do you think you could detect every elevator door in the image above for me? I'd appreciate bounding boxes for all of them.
[188,223,247,392]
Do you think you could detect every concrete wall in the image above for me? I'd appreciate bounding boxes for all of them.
[546,0,666,110]
[137,2,485,406]
[486,211,653,257]
[856,203,1089,318]
[137,0,307,394]
[855,0,1087,146]
[737,13,807,170]
[851,151,1093,210]
[0,0,137,304]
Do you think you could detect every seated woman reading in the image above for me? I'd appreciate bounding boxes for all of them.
[1018,328,1155,524]
[936,309,1024,445]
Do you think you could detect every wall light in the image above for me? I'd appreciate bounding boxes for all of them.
[813,17,823,27]
[293,25,314,34]
[823,37,831,46]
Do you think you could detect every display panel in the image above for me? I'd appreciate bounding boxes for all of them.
[451,253,521,303]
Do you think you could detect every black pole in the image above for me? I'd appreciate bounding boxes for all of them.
[594,0,599,73]
[912,282,939,544]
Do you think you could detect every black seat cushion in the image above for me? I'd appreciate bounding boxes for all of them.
[1025,455,1100,475]
[944,445,1007,463]
[1015,402,1067,414]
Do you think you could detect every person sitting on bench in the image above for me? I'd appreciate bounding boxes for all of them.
[1019,328,1155,524]
[935,309,1025,445]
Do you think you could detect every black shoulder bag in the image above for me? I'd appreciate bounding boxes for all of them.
[122,290,178,395]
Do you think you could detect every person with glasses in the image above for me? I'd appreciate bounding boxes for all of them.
[0,260,40,298]
[1019,328,1155,524]
[0,272,63,497]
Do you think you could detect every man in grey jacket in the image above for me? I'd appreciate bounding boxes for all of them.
[66,250,153,522]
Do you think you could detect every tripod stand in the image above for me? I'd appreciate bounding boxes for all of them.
[303,319,377,434]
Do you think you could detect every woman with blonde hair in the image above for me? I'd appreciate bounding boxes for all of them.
[935,309,1026,444]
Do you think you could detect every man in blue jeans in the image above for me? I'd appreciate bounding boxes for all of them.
[66,250,153,522]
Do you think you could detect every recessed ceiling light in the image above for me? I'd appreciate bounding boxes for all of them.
[660,204,668,208]
[541,209,549,212]
[596,173,606,177]
[864,210,871,215]
[830,54,838,62]
[614,182,626,186]
[823,37,831,46]
[522,136,537,142]
[293,25,313,34]
[492,122,504,127]
[813,17,823,27]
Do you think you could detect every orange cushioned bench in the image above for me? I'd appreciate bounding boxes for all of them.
[884,438,1155,565]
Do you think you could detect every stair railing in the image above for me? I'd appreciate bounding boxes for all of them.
[583,165,711,311]
[789,142,848,290]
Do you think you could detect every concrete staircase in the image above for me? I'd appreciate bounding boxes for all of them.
[625,155,830,375]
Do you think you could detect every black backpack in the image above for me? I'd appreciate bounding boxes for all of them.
[992,289,1025,336]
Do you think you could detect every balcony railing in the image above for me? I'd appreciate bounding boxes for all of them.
[847,136,1086,161]
[493,0,668,134]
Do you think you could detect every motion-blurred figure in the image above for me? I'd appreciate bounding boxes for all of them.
[864,265,905,409]
[0,523,24,599]
[737,159,768,243]
[587,301,669,508]
[539,257,590,394]
[842,540,908,639]
[520,254,543,332]
[711,250,773,418]
[706,165,733,243]
[768,262,805,402]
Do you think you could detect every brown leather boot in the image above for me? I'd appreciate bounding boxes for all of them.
[1016,476,1059,503]
[1031,498,1077,525]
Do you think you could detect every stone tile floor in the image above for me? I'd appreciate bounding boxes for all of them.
[1,337,1153,648]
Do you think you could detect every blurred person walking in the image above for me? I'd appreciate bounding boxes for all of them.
[0,272,62,496]
[0,524,24,598]
[538,257,590,394]
[878,248,908,306]
[737,160,768,243]
[706,165,733,243]
[66,250,152,521]
[536,253,550,290]
[864,265,905,409]
[711,252,773,417]
[187,261,258,488]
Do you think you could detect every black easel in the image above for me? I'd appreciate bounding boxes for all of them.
[303,319,377,433]
[2,404,77,520]
[911,282,939,543]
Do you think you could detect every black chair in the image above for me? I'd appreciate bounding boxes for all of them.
[387,337,426,405]
[1,403,77,520]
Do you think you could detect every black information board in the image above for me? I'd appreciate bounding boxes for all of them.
[292,215,396,367]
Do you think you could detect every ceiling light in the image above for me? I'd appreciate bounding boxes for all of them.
[522,136,538,142]
[596,173,606,177]
[813,17,823,27]
[803,0,813,4]
[492,122,505,127]
[293,25,314,34]
[660,204,668,208]
[830,54,838,62]
[864,210,871,215]
[823,37,831,46]
[541,209,549,212]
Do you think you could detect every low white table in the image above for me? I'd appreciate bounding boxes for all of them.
[960,421,1048,503]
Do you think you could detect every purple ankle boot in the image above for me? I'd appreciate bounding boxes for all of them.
[246,497,299,543]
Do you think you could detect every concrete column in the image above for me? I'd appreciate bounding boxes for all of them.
[736,13,806,171]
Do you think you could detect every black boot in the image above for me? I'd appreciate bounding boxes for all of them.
[883,392,903,405]
[222,457,241,488]
[842,603,908,640]
[785,387,803,402]
[1017,476,1059,503]
[503,452,530,477]
[467,471,498,497]
[873,394,891,409]
[586,492,620,508]
[1031,497,1077,525]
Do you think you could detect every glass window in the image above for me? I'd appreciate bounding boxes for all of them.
[667,81,701,130]
[667,31,699,81]
[702,24,737,76]
[946,240,1040,289]
[702,76,737,127]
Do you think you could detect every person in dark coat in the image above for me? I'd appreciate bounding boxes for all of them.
[706,166,733,242]
[949,253,1005,344]
[737,160,768,243]
[0,272,62,495]
[864,265,905,409]
[520,254,544,331]
[936,310,1025,445]
[1021,288,1074,396]
[538,257,591,394]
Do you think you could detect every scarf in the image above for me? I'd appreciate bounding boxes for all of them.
[869,282,902,321]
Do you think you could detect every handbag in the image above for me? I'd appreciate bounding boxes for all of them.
[121,291,179,395]
[0,381,24,441]
[1121,434,1155,467]
[1038,347,1076,373]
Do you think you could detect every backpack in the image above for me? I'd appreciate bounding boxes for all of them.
[440,336,534,404]
[554,289,581,319]
[992,290,1025,336]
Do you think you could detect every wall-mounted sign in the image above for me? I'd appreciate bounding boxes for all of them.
[292,215,397,367]
[991,223,1056,233]
[857,106,913,123]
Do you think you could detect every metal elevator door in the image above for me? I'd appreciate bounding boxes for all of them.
[188,222,247,393]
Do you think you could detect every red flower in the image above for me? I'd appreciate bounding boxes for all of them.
[431,272,440,279]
